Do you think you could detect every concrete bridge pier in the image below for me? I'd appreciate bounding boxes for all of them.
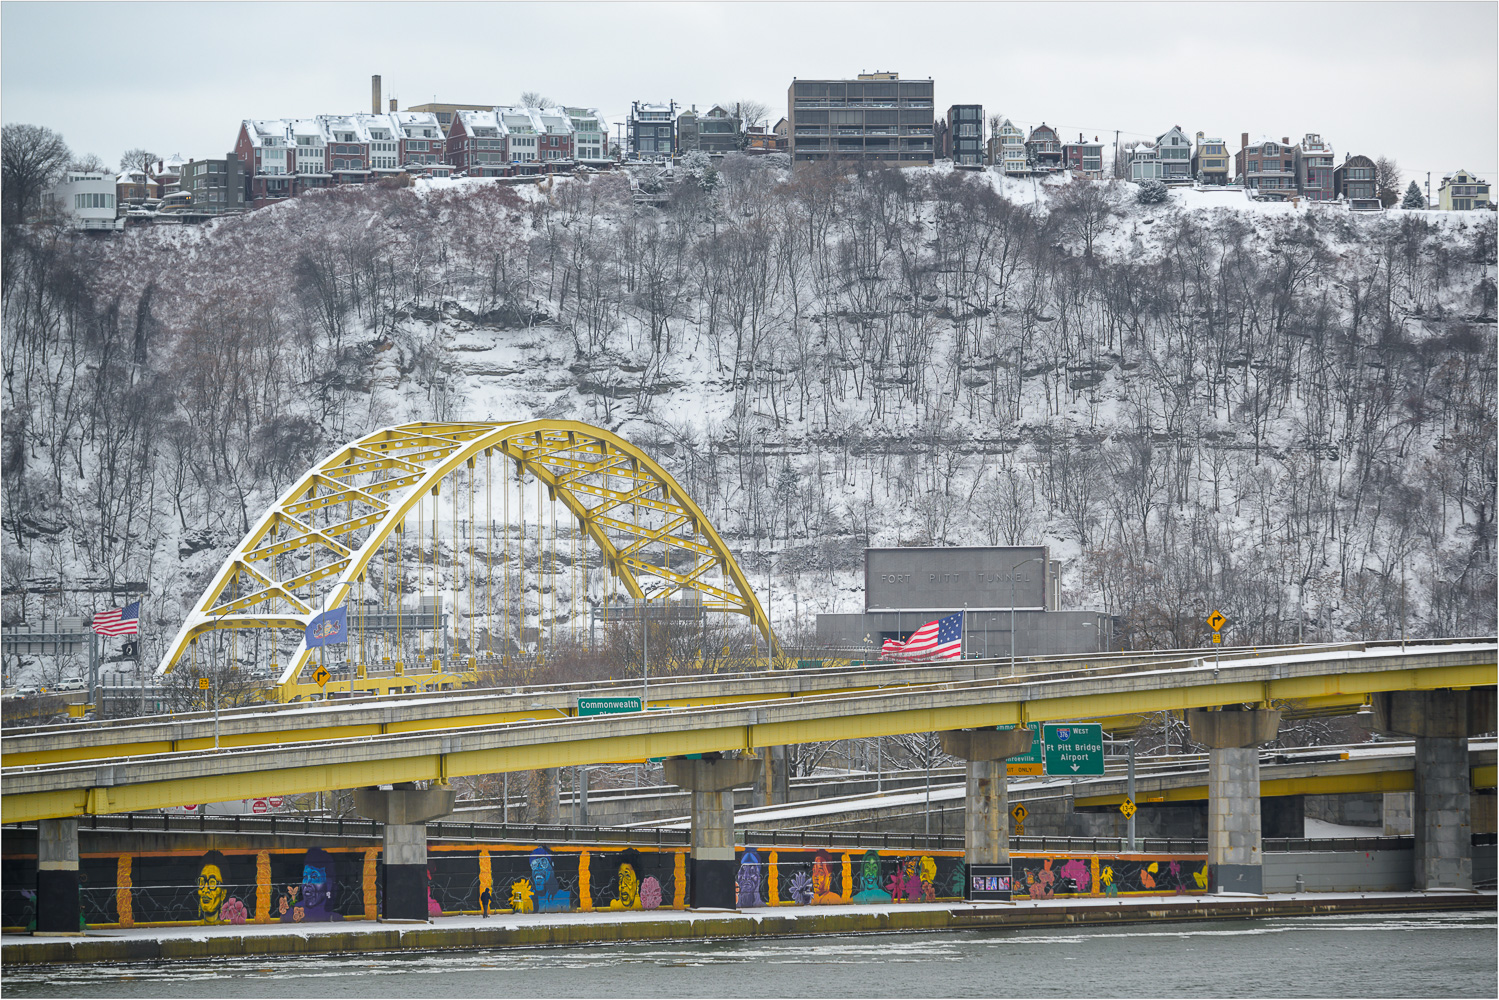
[938,728,1035,896]
[663,755,762,909]
[34,817,81,934]
[1373,689,1493,890]
[1187,708,1281,895]
[353,784,457,921]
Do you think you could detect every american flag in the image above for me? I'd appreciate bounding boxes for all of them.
[881,611,964,662]
[92,601,140,636]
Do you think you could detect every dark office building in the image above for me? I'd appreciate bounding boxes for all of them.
[181,156,246,214]
[628,100,678,159]
[788,72,935,165]
[946,104,983,165]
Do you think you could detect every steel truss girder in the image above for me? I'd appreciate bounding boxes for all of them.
[156,420,776,691]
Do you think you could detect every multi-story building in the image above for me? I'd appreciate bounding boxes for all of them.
[987,118,1028,173]
[1294,133,1335,201]
[946,104,984,165]
[236,111,449,209]
[676,108,700,153]
[773,117,789,150]
[1192,134,1230,185]
[788,72,935,166]
[148,153,186,196]
[50,170,123,230]
[1127,140,1162,182]
[629,101,678,159]
[115,169,154,208]
[1062,134,1105,179]
[498,107,544,172]
[1235,134,1298,199]
[1333,154,1381,211]
[179,157,247,215]
[536,107,575,163]
[697,105,743,154]
[447,110,510,177]
[1025,123,1062,172]
[1438,169,1491,210]
[1155,126,1192,182]
[566,108,609,163]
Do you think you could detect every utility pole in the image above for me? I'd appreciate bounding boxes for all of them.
[1127,741,1137,851]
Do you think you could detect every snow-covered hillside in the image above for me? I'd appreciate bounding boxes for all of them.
[2,160,1494,679]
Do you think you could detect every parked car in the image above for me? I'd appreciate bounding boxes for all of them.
[54,678,86,692]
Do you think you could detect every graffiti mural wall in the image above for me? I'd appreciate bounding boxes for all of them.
[0,842,1208,929]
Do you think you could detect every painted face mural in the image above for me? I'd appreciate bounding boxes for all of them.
[736,849,765,908]
[196,850,246,925]
[851,850,891,903]
[528,847,569,913]
[810,851,842,904]
[280,848,340,922]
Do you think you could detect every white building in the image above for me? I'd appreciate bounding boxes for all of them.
[498,107,543,166]
[51,171,123,230]
[988,118,1028,174]
[1127,141,1163,182]
[1156,125,1192,181]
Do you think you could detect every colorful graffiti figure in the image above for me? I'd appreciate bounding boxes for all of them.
[279,847,341,922]
[610,863,641,909]
[639,875,663,910]
[1140,861,1158,890]
[1192,863,1210,890]
[1024,859,1057,900]
[426,866,443,918]
[852,850,892,903]
[197,850,248,925]
[1058,858,1091,895]
[528,847,570,913]
[508,879,535,913]
[886,856,936,902]
[787,870,814,905]
[737,848,766,908]
[1100,865,1119,897]
[810,850,843,904]
[946,861,966,900]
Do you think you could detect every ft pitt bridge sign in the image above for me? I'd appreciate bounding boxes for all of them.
[1000,723,1105,776]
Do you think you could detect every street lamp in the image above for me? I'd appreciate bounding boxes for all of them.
[1010,556,1045,674]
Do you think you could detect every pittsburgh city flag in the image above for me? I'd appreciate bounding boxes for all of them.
[304,607,348,649]
[92,601,140,636]
[880,611,964,661]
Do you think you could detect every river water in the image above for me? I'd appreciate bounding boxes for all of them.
[4,911,1495,998]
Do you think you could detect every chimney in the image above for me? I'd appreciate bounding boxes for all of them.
[1282,136,1289,145]
[1241,132,1249,149]
[372,75,382,115]
[390,98,397,112]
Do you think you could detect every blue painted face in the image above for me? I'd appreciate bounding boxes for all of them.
[530,855,555,895]
[301,864,331,907]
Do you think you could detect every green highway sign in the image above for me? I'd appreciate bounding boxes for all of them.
[998,722,1044,775]
[1043,723,1105,776]
[578,696,643,716]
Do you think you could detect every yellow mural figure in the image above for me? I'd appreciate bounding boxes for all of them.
[1101,865,1119,897]
[610,863,641,909]
[197,859,227,923]
[1192,863,1210,890]
[509,879,535,913]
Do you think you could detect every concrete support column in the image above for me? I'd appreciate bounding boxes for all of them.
[939,728,1034,901]
[353,785,457,921]
[1187,708,1280,895]
[1372,689,1486,891]
[663,755,761,909]
[752,746,790,807]
[1414,736,1472,890]
[35,817,81,935]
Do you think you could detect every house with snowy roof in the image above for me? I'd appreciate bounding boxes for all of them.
[565,108,610,163]
[1025,123,1062,173]
[535,107,575,163]
[1062,134,1106,179]
[628,101,678,159]
[1438,169,1490,211]
[1333,154,1381,211]
[1155,126,1192,182]
[1126,140,1162,182]
[987,118,1027,174]
[1294,133,1335,201]
[1192,134,1230,185]
[1235,134,1298,199]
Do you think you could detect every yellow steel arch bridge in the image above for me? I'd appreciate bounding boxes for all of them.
[157,421,778,698]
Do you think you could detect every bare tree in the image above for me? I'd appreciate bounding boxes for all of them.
[68,152,108,173]
[519,91,552,109]
[1373,156,1402,208]
[118,147,157,174]
[2,123,71,225]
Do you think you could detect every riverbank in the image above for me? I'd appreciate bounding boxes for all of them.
[3,890,1493,966]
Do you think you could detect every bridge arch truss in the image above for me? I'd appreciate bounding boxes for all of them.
[156,421,776,691]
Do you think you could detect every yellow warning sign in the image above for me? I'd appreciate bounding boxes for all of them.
[197,677,210,690]
[313,665,330,688]
[1120,798,1137,819]
[1010,803,1028,823]
[1207,610,1226,631]
[1212,632,1222,644]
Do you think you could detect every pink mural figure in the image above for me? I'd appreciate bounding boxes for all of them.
[810,850,842,904]
[885,857,934,902]
[1025,860,1057,900]
[1059,859,1090,895]
[426,868,442,918]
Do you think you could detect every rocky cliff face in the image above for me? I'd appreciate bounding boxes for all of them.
[2,163,1494,681]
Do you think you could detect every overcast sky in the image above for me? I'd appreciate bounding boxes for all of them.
[3,1,1496,189]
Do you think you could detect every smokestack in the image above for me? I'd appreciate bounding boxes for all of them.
[372,75,382,115]
[390,98,397,112]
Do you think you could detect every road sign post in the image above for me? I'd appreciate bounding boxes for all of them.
[1042,723,1104,776]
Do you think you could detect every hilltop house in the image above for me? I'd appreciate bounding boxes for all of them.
[1438,169,1491,211]
[1333,154,1381,211]
[1294,133,1335,201]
